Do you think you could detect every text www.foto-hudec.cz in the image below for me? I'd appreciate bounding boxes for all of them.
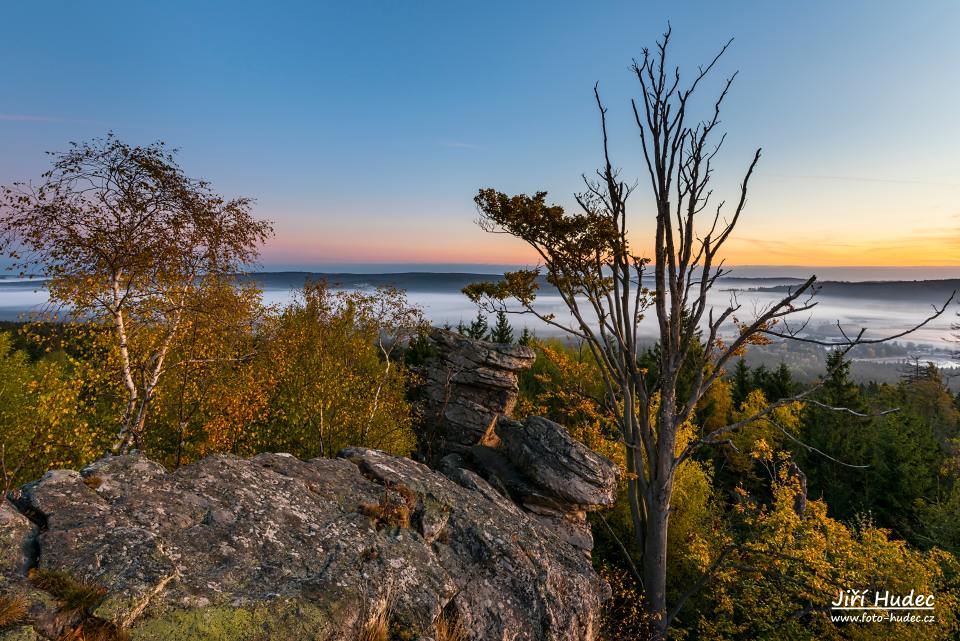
[830,589,935,624]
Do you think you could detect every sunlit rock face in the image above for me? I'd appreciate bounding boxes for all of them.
[1,449,607,641]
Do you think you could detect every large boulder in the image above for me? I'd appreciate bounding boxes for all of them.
[449,416,619,554]
[0,450,607,641]
[495,416,618,508]
[0,500,34,582]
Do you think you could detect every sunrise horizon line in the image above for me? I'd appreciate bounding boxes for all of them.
[253,261,960,270]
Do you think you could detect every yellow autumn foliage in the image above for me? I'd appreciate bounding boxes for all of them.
[700,455,960,641]
[0,332,106,490]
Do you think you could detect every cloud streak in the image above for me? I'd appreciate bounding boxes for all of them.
[0,113,65,123]
[436,140,484,150]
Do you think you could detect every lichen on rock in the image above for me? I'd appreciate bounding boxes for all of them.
[1,448,607,640]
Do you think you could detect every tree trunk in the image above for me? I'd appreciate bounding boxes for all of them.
[123,299,185,452]
[109,273,138,451]
[363,343,391,446]
[643,483,672,639]
[625,449,646,551]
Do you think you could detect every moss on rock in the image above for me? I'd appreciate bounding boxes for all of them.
[0,626,38,641]
[129,600,345,641]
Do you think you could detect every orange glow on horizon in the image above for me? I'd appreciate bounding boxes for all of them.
[261,231,960,268]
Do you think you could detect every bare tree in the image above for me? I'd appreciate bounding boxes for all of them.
[464,27,951,637]
[0,134,273,452]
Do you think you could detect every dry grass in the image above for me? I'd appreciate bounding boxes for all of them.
[358,596,391,641]
[29,569,106,616]
[434,610,466,641]
[356,591,461,641]
[29,568,129,641]
[0,594,29,630]
[358,482,418,530]
[60,616,130,641]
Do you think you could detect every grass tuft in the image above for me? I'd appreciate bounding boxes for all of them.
[63,616,130,641]
[29,568,129,641]
[434,609,466,641]
[29,568,106,616]
[0,594,29,630]
[358,482,418,530]
[358,599,390,641]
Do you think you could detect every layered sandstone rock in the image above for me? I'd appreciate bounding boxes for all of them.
[413,328,536,462]
[415,330,619,554]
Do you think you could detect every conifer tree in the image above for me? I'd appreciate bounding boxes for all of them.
[518,327,535,346]
[732,359,752,409]
[467,311,489,340]
[488,309,514,344]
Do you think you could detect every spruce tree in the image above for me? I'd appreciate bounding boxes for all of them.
[731,359,752,409]
[518,327,535,346]
[488,309,514,344]
[467,311,489,340]
[763,362,795,400]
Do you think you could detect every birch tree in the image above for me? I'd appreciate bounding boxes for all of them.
[0,134,272,452]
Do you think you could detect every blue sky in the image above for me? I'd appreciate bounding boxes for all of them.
[2,1,959,269]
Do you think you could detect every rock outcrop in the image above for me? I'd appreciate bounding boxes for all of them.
[496,416,618,509]
[0,329,620,641]
[1,449,607,641]
[415,330,619,554]
[414,328,536,462]
[0,500,33,583]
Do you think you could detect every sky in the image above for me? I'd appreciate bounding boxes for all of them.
[2,0,959,271]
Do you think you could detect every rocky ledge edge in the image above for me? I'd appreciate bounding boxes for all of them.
[1,446,610,641]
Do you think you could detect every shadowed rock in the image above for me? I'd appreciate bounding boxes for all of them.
[414,328,536,462]
[0,500,35,581]
[495,416,618,508]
